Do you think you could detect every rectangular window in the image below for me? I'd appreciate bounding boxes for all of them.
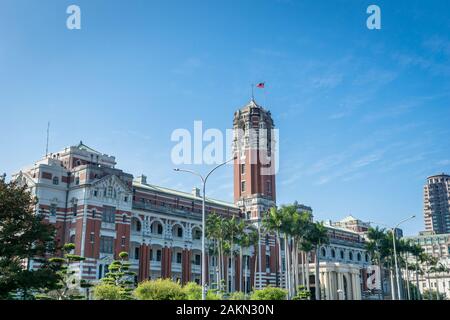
[134,247,140,260]
[176,252,182,264]
[102,206,116,223]
[100,236,114,254]
[121,237,126,247]
[241,164,245,175]
[267,181,272,193]
[90,233,95,243]
[266,255,270,268]
[50,204,57,216]
[241,181,246,192]
[156,250,162,262]
[72,204,77,217]
[195,254,201,265]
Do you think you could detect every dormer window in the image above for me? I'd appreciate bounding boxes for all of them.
[53,177,59,185]
[107,187,113,198]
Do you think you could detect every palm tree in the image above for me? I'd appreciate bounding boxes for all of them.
[245,225,259,291]
[409,244,424,300]
[262,207,284,288]
[366,227,388,299]
[307,222,329,300]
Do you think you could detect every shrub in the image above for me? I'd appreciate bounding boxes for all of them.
[93,283,123,300]
[183,282,202,300]
[292,286,311,300]
[250,287,287,300]
[135,279,186,300]
[206,291,223,300]
[229,291,247,300]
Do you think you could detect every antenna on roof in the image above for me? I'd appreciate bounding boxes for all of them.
[45,121,50,158]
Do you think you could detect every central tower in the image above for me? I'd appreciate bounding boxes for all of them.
[233,99,277,221]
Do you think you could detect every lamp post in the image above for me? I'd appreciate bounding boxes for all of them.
[174,156,236,300]
[369,215,416,300]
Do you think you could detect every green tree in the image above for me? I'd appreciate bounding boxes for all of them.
[0,178,58,300]
[46,243,86,300]
[263,207,284,288]
[423,289,446,300]
[135,279,186,300]
[306,222,329,300]
[250,287,287,300]
[99,251,135,300]
[292,285,311,300]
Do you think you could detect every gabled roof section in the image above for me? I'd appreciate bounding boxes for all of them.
[75,141,102,155]
[341,215,359,223]
[92,174,132,193]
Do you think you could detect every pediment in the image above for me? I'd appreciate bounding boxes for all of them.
[91,174,132,195]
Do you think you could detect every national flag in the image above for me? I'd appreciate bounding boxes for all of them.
[256,82,265,88]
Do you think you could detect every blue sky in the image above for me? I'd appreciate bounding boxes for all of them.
[1,0,449,236]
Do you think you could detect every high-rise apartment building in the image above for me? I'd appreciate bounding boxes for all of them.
[424,174,450,234]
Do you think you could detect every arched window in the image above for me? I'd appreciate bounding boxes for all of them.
[173,225,183,238]
[340,250,344,259]
[321,248,326,257]
[132,218,141,232]
[153,222,163,235]
[122,215,126,223]
[349,252,353,260]
[193,228,202,240]
[331,249,336,258]
[357,252,361,261]
[365,253,369,262]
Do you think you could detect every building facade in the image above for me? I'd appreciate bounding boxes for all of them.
[14,99,371,299]
[405,231,450,298]
[424,173,450,234]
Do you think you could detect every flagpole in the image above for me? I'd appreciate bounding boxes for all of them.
[251,83,255,101]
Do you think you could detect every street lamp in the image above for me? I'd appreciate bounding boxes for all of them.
[174,156,236,300]
[369,215,416,300]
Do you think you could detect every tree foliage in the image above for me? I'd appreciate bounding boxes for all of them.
[0,179,58,299]
[93,283,123,300]
[46,243,86,300]
[135,279,186,300]
[99,251,135,300]
[250,287,287,300]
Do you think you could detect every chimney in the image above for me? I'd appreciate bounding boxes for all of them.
[192,187,201,198]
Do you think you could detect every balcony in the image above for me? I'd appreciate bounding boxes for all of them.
[151,260,161,270]
[192,264,201,273]
[133,201,202,220]
[172,263,182,273]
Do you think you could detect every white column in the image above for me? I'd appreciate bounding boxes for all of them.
[351,273,357,300]
[324,271,330,300]
[338,272,344,300]
[356,273,362,300]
